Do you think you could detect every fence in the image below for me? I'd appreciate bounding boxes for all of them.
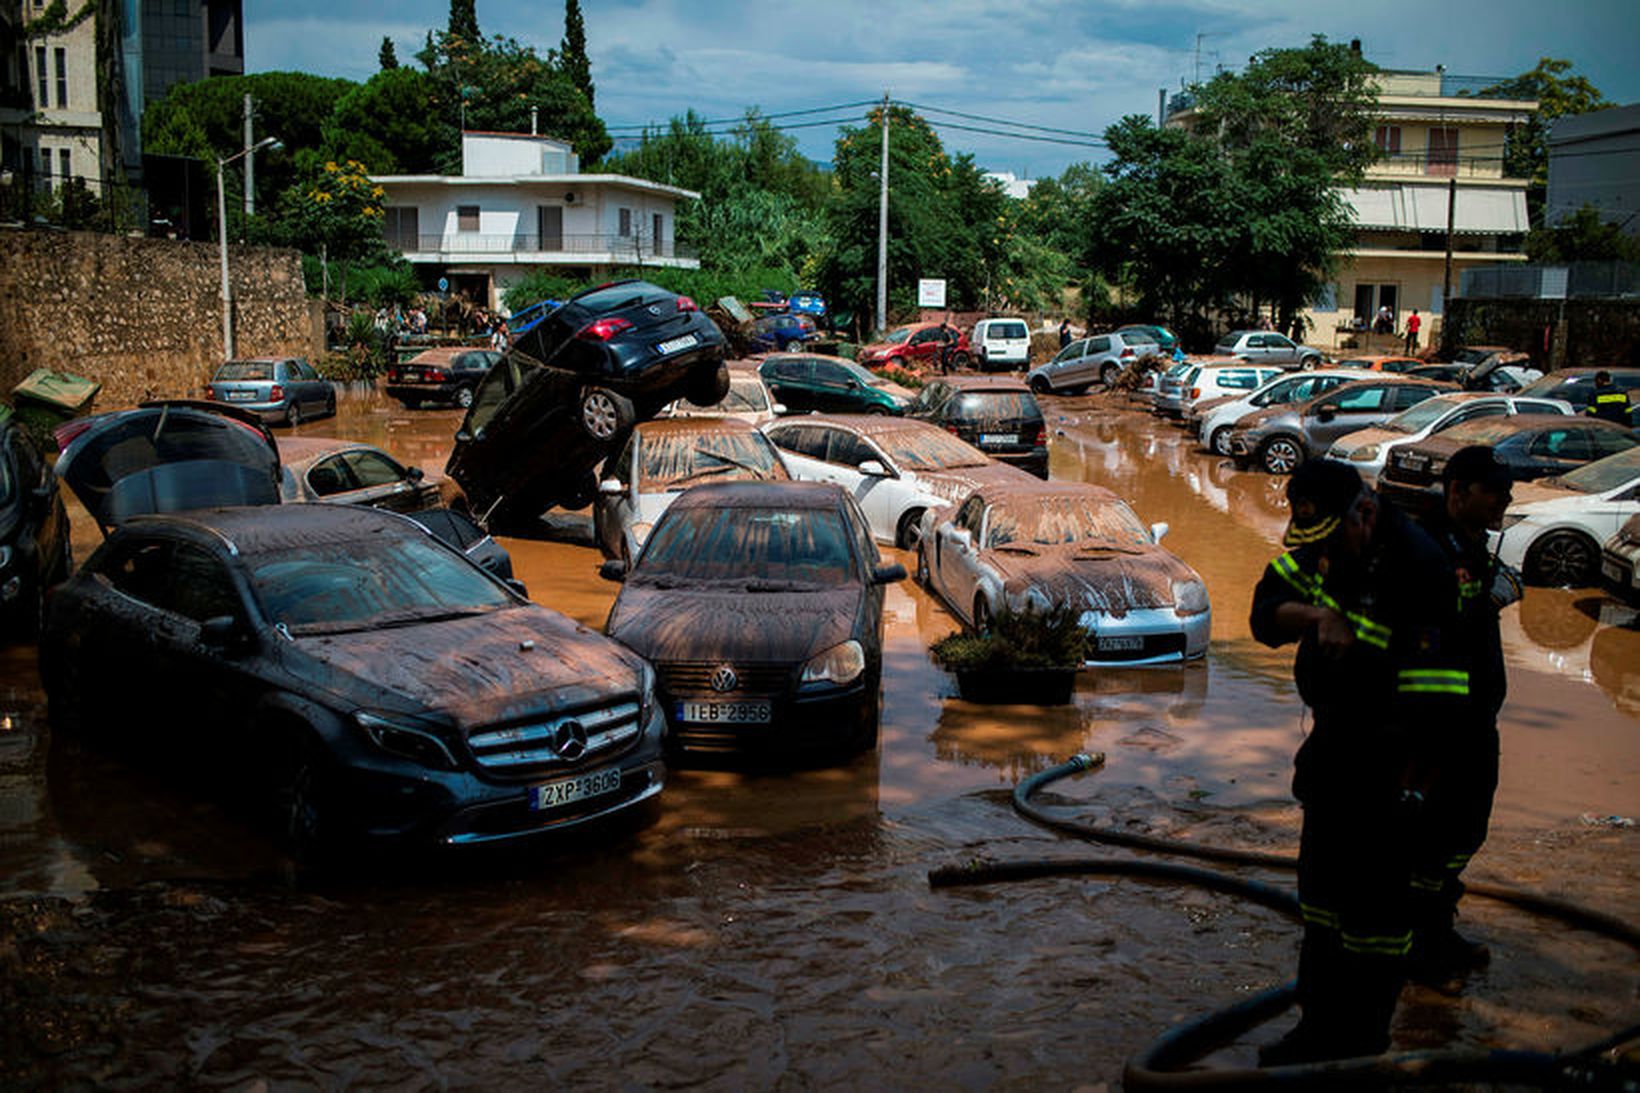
[388,231,696,262]
[1459,262,1640,301]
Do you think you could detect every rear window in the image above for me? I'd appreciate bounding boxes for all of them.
[951,392,1039,421]
[570,281,667,312]
[1215,336,1239,352]
[217,361,275,381]
[988,321,1028,340]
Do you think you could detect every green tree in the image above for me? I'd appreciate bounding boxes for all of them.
[279,158,388,261]
[561,0,593,110]
[379,36,399,70]
[324,67,452,173]
[447,0,479,46]
[1482,58,1609,224]
[1525,205,1640,263]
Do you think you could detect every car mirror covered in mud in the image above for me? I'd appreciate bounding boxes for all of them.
[407,466,425,481]
[872,561,908,585]
[599,559,627,583]
[1316,403,1340,420]
[199,615,249,652]
[951,528,974,552]
[859,460,891,478]
[504,577,529,598]
[1150,521,1169,544]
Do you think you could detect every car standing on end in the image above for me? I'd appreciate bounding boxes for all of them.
[207,357,336,426]
[601,480,905,759]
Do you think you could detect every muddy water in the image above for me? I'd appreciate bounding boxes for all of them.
[0,387,1634,1087]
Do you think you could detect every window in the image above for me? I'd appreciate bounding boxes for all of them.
[1390,385,1432,410]
[618,207,632,237]
[38,147,49,185]
[383,207,419,249]
[343,450,409,488]
[56,148,69,184]
[456,205,479,232]
[824,432,877,469]
[955,495,985,535]
[1218,370,1258,390]
[53,47,66,107]
[35,46,46,108]
[1087,336,1110,353]
[1427,127,1458,176]
[1375,125,1401,156]
[652,212,664,248]
[1332,386,1388,412]
[1312,283,1338,313]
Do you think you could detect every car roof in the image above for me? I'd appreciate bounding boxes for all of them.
[763,353,856,367]
[407,347,474,362]
[126,502,421,555]
[1337,355,1420,364]
[635,416,761,438]
[928,375,1031,392]
[768,413,943,437]
[976,478,1122,506]
[669,480,848,511]
[223,356,291,364]
[1438,413,1628,439]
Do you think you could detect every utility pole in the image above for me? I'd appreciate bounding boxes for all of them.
[1442,174,1457,322]
[243,93,255,219]
[876,91,889,336]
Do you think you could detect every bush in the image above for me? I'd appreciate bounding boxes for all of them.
[502,270,584,314]
[930,605,1091,670]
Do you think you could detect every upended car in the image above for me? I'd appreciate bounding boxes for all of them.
[446,280,729,528]
[600,481,906,760]
[917,479,1211,666]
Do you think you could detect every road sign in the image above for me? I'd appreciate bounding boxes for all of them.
[917,279,946,307]
[437,277,449,293]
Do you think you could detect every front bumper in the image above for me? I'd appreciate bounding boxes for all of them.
[661,677,875,756]
[1077,606,1211,666]
[1601,547,1640,603]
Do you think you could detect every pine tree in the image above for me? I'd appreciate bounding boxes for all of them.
[561,0,594,109]
[448,0,479,45]
[378,36,399,70]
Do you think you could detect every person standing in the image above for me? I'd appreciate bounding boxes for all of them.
[938,319,956,374]
[1586,370,1632,424]
[1374,304,1394,335]
[1251,461,1471,1066]
[1407,446,1519,988]
[1404,310,1422,355]
[1059,318,1072,349]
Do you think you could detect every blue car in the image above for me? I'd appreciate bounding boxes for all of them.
[748,313,819,353]
[788,291,827,320]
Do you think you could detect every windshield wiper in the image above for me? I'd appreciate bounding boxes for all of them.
[693,447,771,477]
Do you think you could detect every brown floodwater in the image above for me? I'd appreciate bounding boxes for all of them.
[0,385,1634,1087]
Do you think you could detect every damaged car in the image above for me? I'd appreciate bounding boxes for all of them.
[601,481,905,759]
[446,280,729,528]
[905,376,1048,477]
[594,417,790,563]
[277,437,452,512]
[917,480,1211,665]
[44,406,665,853]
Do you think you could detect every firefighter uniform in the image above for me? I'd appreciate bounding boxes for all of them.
[1586,381,1632,425]
[1251,482,1470,1062]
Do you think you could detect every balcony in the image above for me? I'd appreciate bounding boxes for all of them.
[1365,151,1517,181]
[386,231,698,265]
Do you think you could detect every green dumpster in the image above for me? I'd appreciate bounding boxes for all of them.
[11,368,101,452]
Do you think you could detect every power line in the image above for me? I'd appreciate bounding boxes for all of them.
[898,99,1105,141]
[605,99,880,132]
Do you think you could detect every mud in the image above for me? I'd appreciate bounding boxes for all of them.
[0,386,1634,1087]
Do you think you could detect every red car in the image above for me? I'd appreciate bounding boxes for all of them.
[856,322,972,370]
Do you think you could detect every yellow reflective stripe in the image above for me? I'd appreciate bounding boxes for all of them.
[1595,393,1627,404]
[1271,553,1316,597]
[1347,612,1392,648]
[1270,554,1392,647]
[1398,668,1470,695]
[1342,931,1413,956]
[1300,902,1341,929]
[1410,875,1444,892]
[1399,683,1470,694]
[1445,854,1471,870]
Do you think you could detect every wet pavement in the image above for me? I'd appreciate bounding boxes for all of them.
[0,383,1634,1087]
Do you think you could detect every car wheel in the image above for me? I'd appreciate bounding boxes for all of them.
[1525,530,1599,587]
[273,731,333,862]
[456,386,475,409]
[951,351,971,369]
[686,361,731,406]
[896,508,926,551]
[325,393,337,417]
[1101,362,1119,387]
[973,597,992,635]
[579,387,634,441]
[285,401,303,427]
[1210,426,1233,456]
[1030,376,1052,395]
[864,404,891,415]
[1260,436,1305,475]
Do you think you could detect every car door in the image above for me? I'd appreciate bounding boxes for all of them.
[1077,337,1111,386]
[834,433,906,541]
[1309,384,1390,452]
[763,423,831,482]
[347,449,432,511]
[809,361,859,412]
[907,328,940,367]
[158,540,266,751]
[763,358,814,412]
[1524,428,1595,478]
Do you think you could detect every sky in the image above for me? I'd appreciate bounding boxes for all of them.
[246,0,1640,181]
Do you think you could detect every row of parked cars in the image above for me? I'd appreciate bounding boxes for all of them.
[1141,353,1640,589]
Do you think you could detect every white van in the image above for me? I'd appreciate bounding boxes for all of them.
[971,317,1032,371]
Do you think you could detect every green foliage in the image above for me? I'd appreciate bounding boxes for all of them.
[930,606,1091,670]
[447,0,480,44]
[349,263,423,307]
[1525,205,1640,263]
[561,0,594,109]
[277,159,388,262]
[501,270,585,313]
[379,37,399,70]
[323,67,452,174]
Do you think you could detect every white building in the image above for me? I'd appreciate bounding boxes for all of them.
[372,131,701,312]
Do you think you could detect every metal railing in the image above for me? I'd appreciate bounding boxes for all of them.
[385,231,696,261]
[1459,262,1640,300]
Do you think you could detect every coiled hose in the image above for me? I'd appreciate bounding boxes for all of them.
[926,753,1640,1090]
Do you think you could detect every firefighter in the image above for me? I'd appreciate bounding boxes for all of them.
[1408,446,1521,986]
[1251,461,1471,1066]
[1586,370,1632,425]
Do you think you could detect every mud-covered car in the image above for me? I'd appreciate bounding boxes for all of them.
[663,366,784,426]
[601,481,905,759]
[917,479,1210,666]
[1226,377,1451,474]
[594,417,789,563]
[277,437,450,513]
[905,376,1048,477]
[403,506,515,582]
[446,280,729,528]
[1600,513,1640,603]
[384,347,501,409]
[763,414,1036,548]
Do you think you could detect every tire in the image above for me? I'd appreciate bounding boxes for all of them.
[325,393,336,418]
[1210,426,1233,456]
[896,508,926,551]
[1101,362,1119,387]
[456,386,475,409]
[1525,530,1599,587]
[864,405,891,415]
[1299,354,1321,370]
[686,361,730,406]
[1030,376,1052,395]
[951,351,971,369]
[272,730,334,863]
[284,401,303,427]
[579,387,635,441]
[973,597,992,635]
[1259,435,1305,475]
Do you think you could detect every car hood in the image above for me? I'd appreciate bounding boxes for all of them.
[606,582,860,665]
[292,604,643,731]
[909,463,1033,505]
[54,401,282,534]
[1332,426,1401,453]
[1508,479,1610,514]
[1192,395,1239,417]
[982,543,1200,617]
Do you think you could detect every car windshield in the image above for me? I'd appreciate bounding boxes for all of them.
[1554,447,1640,494]
[1383,395,1466,433]
[843,361,892,387]
[1454,348,1495,365]
[952,392,1037,421]
[249,536,511,635]
[638,431,783,489]
[1517,374,1579,399]
[636,506,857,588]
[872,428,988,470]
[217,361,275,381]
[1251,376,1310,406]
[680,378,766,413]
[882,327,914,345]
[985,494,1152,549]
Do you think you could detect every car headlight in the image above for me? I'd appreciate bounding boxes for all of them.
[636,660,659,732]
[800,640,865,687]
[1172,579,1210,617]
[353,711,460,770]
[0,545,11,571]
[1349,444,1380,462]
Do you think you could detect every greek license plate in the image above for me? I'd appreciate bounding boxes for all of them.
[226,390,255,401]
[529,767,620,811]
[676,701,772,724]
[657,334,698,355]
[980,433,1018,446]
[1400,454,1429,471]
[1096,636,1145,652]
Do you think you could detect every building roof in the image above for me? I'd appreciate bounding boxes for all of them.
[369,172,700,201]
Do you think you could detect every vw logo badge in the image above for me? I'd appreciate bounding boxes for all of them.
[551,720,588,760]
[710,665,738,693]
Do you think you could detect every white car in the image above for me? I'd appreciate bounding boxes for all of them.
[1197,369,1378,455]
[762,414,1036,549]
[662,368,784,425]
[1156,361,1285,420]
[594,417,789,562]
[1600,514,1640,603]
[971,317,1033,371]
[1326,392,1576,486]
[1490,448,1640,587]
[916,479,1210,666]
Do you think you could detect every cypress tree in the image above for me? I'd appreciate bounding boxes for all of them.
[378,36,399,70]
[561,0,594,109]
[448,0,480,45]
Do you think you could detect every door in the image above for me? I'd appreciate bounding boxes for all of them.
[827,431,900,541]
[810,361,856,411]
[290,359,328,415]
[537,205,563,251]
[941,496,988,619]
[1077,337,1110,386]
[1312,384,1390,450]
[763,358,814,412]
[1525,429,1594,478]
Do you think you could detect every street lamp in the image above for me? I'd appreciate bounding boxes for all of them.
[217,135,281,359]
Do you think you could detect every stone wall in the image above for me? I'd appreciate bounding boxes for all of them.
[0,227,321,410]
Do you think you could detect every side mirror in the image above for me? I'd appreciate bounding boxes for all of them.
[951,528,974,552]
[859,460,890,478]
[771,403,787,415]
[1150,521,1169,544]
[504,577,529,598]
[847,378,860,389]
[599,559,627,583]
[1316,403,1339,420]
[598,478,624,496]
[872,561,908,585]
[200,615,247,651]
[455,430,473,444]
[407,466,425,481]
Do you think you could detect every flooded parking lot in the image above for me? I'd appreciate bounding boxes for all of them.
[1,384,1634,1087]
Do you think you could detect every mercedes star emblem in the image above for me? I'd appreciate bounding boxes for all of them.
[551,720,588,760]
